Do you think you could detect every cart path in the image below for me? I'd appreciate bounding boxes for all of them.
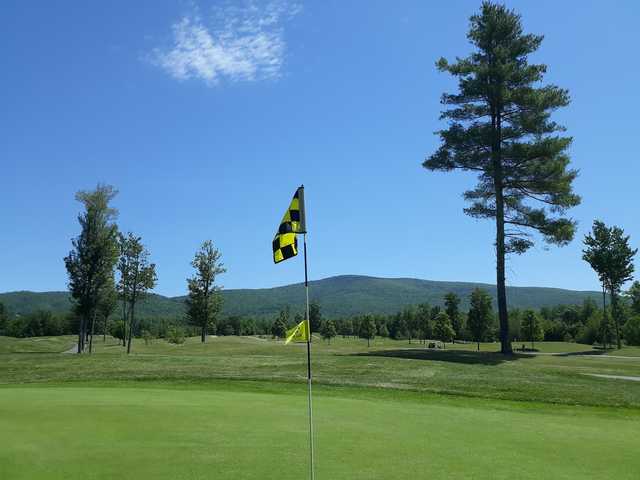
[519,351,640,360]
[582,373,640,382]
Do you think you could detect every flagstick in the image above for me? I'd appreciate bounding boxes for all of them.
[303,233,315,480]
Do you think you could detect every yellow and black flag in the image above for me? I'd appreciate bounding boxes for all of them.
[273,186,306,264]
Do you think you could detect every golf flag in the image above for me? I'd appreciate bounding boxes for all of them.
[273,186,306,264]
[272,185,315,480]
[285,320,311,344]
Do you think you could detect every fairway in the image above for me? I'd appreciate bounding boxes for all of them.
[0,383,638,480]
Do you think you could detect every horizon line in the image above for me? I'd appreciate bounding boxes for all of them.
[0,273,604,298]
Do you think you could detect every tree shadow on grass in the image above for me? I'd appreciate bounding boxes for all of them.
[351,348,532,366]
[517,350,607,357]
[558,350,606,357]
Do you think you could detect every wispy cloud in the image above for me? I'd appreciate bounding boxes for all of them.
[151,1,300,85]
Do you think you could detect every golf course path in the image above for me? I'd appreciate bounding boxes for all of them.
[520,351,640,360]
[583,373,640,382]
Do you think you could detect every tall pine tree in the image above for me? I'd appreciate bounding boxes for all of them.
[423,2,580,353]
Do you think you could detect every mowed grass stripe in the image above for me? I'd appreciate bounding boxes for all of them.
[0,385,638,480]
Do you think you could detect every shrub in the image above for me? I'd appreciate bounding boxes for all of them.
[109,320,126,342]
[577,312,602,345]
[166,326,186,344]
[623,316,640,346]
[142,329,154,345]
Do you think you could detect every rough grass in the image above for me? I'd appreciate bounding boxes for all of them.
[0,335,76,353]
[1,336,639,407]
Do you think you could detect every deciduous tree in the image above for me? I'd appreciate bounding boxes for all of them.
[623,315,640,346]
[97,276,117,344]
[444,293,462,342]
[0,302,8,335]
[520,309,543,349]
[64,184,119,353]
[340,318,354,338]
[118,233,157,354]
[271,316,287,339]
[186,240,225,343]
[359,314,376,347]
[467,288,493,351]
[321,319,337,345]
[416,303,431,345]
[583,221,636,348]
[626,281,640,316]
[309,301,323,334]
[433,312,455,347]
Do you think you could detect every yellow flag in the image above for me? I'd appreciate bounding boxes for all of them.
[273,186,306,264]
[285,320,310,344]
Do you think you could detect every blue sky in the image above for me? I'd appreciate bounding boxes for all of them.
[1,1,638,296]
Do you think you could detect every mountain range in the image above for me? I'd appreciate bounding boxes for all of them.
[0,275,601,319]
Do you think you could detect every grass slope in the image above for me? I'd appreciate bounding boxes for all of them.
[1,336,639,479]
[2,336,639,408]
[0,335,76,354]
[1,384,638,480]
[0,275,603,318]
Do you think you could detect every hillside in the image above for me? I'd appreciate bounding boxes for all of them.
[0,275,602,319]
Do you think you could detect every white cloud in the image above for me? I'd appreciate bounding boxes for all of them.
[151,1,299,85]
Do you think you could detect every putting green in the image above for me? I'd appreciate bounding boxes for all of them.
[0,384,638,479]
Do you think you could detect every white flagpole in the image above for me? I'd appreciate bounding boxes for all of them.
[303,232,315,480]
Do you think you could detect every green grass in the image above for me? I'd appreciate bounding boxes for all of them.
[1,335,639,479]
[3,336,639,407]
[609,346,640,357]
[0,335,76,353]
[1,383,638,480]
[447,340,597,353]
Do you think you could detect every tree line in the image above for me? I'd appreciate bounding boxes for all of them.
[263,285,640,350]
[3,282,640,349]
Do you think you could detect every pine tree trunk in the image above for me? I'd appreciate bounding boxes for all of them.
[493,107,512,355]
[201,325,206,343]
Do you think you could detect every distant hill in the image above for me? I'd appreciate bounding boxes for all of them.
[0,292,185,319]
[0,275,602,319]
